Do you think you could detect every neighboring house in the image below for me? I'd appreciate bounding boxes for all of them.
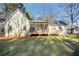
[0,14,5,36]
[0,8,68,38]
[74,25,79,34]
[67,25,79,34]
[0,22,5,36]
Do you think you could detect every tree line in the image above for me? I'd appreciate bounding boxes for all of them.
[0,3,33,20]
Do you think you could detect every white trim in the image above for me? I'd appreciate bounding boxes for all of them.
[4,8,29,24]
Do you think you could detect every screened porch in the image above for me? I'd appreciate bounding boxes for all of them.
[30,21,49,35]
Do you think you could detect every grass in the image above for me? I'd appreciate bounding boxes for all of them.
[0,35,79,56]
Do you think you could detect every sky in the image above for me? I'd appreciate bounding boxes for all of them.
[23,3,67,20]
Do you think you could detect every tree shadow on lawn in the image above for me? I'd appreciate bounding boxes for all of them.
[28,37,75,56]
[63,39,79,56]
[0,37,78,56]
[0,38,69,56]
[69,34,79,39]
[74,35,79,39]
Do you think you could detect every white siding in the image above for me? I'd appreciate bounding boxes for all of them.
[5,9,30,37]
[48,25,67,35]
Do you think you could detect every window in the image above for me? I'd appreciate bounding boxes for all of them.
[40,24,44,30]
[23,26,26,31]
[8,26,12,32]
[30,27,35,33]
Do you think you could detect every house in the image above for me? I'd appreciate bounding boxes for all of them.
[67,24,79,34]
[5,9,30,37]
[0,9,30,37]
[29,16,67,35]
[0,8,68,38]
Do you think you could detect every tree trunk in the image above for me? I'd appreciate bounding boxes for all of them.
[70,13,74,34]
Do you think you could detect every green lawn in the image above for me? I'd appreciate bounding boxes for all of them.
[0,35,79,56]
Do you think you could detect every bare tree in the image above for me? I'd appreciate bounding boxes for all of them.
[65,3,79,33]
